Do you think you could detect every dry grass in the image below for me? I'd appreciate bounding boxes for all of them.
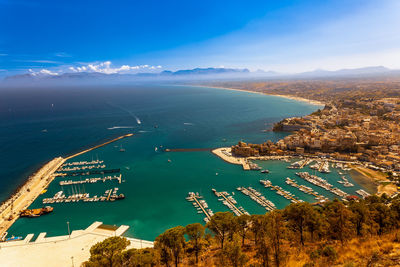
[177,231,400,267]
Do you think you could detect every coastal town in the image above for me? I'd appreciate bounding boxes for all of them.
[209,80,400,197]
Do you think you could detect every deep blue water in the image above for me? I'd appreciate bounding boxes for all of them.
[1,84,329,240]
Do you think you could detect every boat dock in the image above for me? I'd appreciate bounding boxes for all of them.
[55,168,120,177]
[59,164,106,172]
[42,188,124,204]
[287,159,313,169]
[62,160,104,167]
[285,177,329,202]
[212,189,249,216]
[186,192,214,223]
[59,174,122,185]
[295,172,348,198]
[356,189,370,199]
[237,187,276,211]
[260,180,302,203]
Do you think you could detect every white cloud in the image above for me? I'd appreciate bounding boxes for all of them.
[68,61,162,74]
[29,68,59,76]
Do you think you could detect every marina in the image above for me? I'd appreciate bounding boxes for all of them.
[356,189,371,199]
[42,188,125,204]
[55,168,120,177]
[259,179,303,203]
[337,175,354,187]
[285,177,329,202]
[236,187,276,211]
[296,172,348,198]
[212,189,249,216]
[59,174,122,185]
[186,192,214,223]
[62,159,104,167]
[287,159,313,169]
[59,164,106,172]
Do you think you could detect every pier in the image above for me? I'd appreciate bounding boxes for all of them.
[59,174,122,185]
[65,133,133,160]
[296,172,348,198]
[42,188,124,204]
[55,168,120,177]
[212,189,249,216]
[62,160,104,167]
[59,164,106,172]
[186,192,214,223]
[237,187,276,211]
[260,180,302,203]
[285,177,329,202]
[356,189,370,199]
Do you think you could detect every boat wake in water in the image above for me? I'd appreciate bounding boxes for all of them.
[183,122,194,126]
[107,126,135,130]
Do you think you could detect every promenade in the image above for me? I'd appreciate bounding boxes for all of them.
[0,221,153,267]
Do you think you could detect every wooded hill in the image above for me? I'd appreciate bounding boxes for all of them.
[83,195,400,267]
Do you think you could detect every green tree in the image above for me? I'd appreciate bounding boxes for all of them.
[370,202,394,235]
[207,212,235,249]
[185,223,205,264]
[324,201,354,244]
[349,200,372,236]
[266,211,285,267]
[84,236,130,267]
[235,214,251,246]
[122,248,159,267]
[250,214,265,246]
[284,202,315,246]
[217,234,248,267]
[155,226,186,267]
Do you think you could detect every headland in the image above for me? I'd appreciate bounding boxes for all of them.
[0,133,133,237]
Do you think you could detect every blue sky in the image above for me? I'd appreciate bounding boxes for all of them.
[1,0,400,76]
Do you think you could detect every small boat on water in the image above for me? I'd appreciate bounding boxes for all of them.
[119,145,125,152]
[5,236,23,242]
[261,169,270,174]
[20,206,54,218]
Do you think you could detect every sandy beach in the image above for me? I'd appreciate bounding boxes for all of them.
[194,85,325,106]
[0,157,66,237]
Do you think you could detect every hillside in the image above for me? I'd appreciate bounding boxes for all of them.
[83,195,400,267]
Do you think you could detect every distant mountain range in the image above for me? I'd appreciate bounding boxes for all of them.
[2,66,399,85]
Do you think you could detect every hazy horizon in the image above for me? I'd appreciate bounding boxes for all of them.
[1,0,400,79]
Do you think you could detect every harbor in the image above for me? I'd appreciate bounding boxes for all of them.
[285,177,329,202]
[0,134,132,238]
[186,192,214,223]
[42,188,125,204]
[296,172,348,198]
[259,179,303,203]
[237,187,276,211]
[212,189,249,216]
[59,174,122,185]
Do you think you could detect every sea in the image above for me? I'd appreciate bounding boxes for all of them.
[0,84,372,241]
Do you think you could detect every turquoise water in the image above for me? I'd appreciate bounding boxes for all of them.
[1,84,360,241]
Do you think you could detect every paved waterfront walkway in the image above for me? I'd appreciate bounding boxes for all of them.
[0,221,153,267]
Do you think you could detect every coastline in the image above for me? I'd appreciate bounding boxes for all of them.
[212,148,387,196]
[0,157,66,237]
[193,85,325,107]
[0,133,134,237]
